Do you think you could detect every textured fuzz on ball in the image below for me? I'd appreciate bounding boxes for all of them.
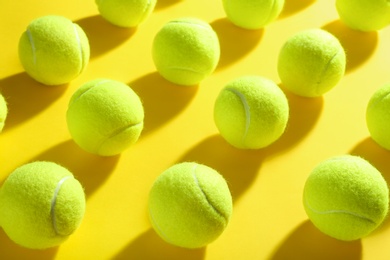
[303,155,389,241]
[66,79,144,156]
[214,76,289,149]
[277,29,346,97]
[18,15,90,85]
[0,161,86,249]
[336,0,390,32]
[148,162,233,248]
[96,0,157,28]
[152,17,220,86]
[222,0,285,30]
[366,82,390,150]
[0,93,7,132]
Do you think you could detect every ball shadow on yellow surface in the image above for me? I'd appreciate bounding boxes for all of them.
[211,18,264,70]
[29,139,119,197]
[155,0,182,10]
[350,137,390,233]
[271,220,362,260]
[114,228,205,260]
[279,0,316,19]
[129,72,198,136]
[322,20,378,73]
[0,72,67,131]
[75,15,136,59]
[0,228,58,260]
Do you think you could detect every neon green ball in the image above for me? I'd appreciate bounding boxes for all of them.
[214,76,289,149]
[0,161,86,249]
[18,15,90,85]
[148,162,233,248]
[96,0,157,28]
[222,0,285,30]
[303,155,389,241]
[152,18,220,86]
[0,93,7,132]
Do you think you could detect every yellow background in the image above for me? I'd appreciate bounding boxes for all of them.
[1,0,390,259]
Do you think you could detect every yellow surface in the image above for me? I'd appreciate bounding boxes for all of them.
[1,0,390,259]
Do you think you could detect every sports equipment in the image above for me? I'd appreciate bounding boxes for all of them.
[0,94,7,132]
[152,18,220,86]
[336,0,390,32]
[222,0,285,30]
[66,79,144,156]
[366,82,390,150]
[18,15,90,86]
[303,155,389,241]
[277,29,346,97]
[0,161,86,249]
[96,0,157,28]
[148,162,233,248]
[214,76,289,149]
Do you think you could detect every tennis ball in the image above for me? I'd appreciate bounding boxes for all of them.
[277,29,346,97]
[0,161,86,249]
[0,94,7,132]
[18,15,90,86]
[148,162,233,248]
[152,18,220,86]
[336,0,390,32]
[366,82,390,150]
[66,79,144,156]
[96,0,157,28]
[222,0,285,30]
[214,76,289,149]
[303,155,389,241]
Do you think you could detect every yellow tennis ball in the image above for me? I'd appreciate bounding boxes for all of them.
[0,161,86,249]
[0,93,8,132]
[277,29,346,97]
[214,76,289,149]
[148,162,233,248]
[18,15,90,86]
[66,79,144,156]
[96,0,157,28]
[222,0,285,30]
[336,0,390,32]
[303,155,389,241]
[366,82,390,150]
[152,17,220,86]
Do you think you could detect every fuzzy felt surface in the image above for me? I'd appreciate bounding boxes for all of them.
[148,162,233,248]
[18,15,90,85]
[222,0,285,30]
[214,76,289,149]
[0,161,86,249]
[277,29,346,97]
[66,79,144,156]
[366,82,390,150]
[336,0,390,32]
[152,17,220,86]
[303,155,389,241]
[96,0,157,28]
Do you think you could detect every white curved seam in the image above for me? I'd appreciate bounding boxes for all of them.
[192,165,226,223]
[138,0,152,24]
[26,28,37,65]
[73,23,84,75]
[168,66,205,75]
[149,207,173,244]
[305,198,376,224]
[51,176,72,236]
[225,87,251,144]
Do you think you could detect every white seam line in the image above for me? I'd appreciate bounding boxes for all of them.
[72,23,84,75]
[26,28,36,65]
[149,206,173,244]
[51,176,72,236]
[304,197,376,225]
[225,87,251,145]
